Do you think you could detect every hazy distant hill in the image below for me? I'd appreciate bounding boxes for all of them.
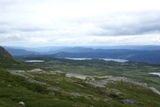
[47,45,160,53]
[48,47,96,54]
[53,49,160,64]
[4,46,36,56]
[92,45,160,50]
[3,45,160,64]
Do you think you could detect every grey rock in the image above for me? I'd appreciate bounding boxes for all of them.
[48,92,55,96]
[120,99,138,104]
[19,101,25,106]
[7,84,11,87]
[104,98,110,103]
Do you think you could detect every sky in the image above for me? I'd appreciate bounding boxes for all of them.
[0,0,160,47]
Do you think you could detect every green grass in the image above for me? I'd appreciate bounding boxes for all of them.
[0,56,160,107]
[0,68,93,107]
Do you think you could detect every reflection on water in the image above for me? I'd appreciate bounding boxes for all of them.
[65,58,128,63]
[149,72,160,76]
[102,58,128,62]
[25,60,45,63]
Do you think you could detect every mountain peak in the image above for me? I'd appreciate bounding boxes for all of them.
[0,46,13,58]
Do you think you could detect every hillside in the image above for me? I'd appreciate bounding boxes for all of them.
[0,46,23,69]
[0,46,160,107]
[0,46,12,58]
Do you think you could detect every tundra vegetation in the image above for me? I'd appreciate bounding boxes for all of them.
[0,50,160,107]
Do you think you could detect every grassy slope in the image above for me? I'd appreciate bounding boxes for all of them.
[0,56,160,107]
[0,58,88,107]
[27,57,160,90]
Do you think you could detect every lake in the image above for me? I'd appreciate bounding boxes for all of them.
[149,72,160,76]
[65,58,128,63]
[25,60,45,63]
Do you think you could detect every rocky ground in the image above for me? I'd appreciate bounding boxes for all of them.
[7,68,160,106]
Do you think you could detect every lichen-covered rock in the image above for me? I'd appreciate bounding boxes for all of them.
[120,99,138,104]
[19,101,25,106]
[104,98,110,103]
[48,92,55,96]
[106,89,125,98]
[27,68,45,73]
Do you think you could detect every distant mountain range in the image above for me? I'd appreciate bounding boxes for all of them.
[53,50,160,64]
[3,45,160,64]
[4,46,36,56]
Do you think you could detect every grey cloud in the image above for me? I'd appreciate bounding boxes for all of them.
[0,23,12,34]
[0,22,47,34]
[95,22,160,36]
[89,12,160,36]
[0,0,160,47]
[14,27,46,32]
[0,30,9,33]
[0,1,14,6]
[5,36,24,41]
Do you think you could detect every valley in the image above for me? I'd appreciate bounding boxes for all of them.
[5,45,160,64]
[0,46,160,107]
[1,0,160,106]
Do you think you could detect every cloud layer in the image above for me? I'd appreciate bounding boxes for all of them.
[0,0,160,47]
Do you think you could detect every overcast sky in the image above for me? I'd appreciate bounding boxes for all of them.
[0,0,160,47]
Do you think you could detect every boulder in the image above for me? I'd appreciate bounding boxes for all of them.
[120,99,138,104]
[19,101,25,106]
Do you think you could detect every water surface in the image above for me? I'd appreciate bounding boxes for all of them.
[25,60,45,63]
[65,58,128,63]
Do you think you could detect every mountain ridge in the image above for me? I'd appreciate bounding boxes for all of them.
[3,46,160,64]
[0,46,13,58]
